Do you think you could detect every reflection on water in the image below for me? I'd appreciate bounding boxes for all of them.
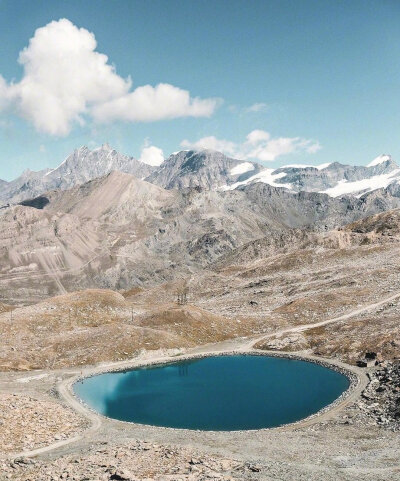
[74,355,350,431]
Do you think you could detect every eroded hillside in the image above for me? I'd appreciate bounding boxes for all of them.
[1,209,400,369]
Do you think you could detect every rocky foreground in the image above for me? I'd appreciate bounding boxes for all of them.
[0,393,87,454]
[1,440,258,481]
[358,361,400,430]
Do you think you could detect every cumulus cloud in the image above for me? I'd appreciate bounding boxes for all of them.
[245,129,270,145]
[139,140,164,166]
[0,19,219,136]
[181,129,321,162]
[92,83,218,123]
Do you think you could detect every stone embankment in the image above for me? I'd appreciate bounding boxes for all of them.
[357,361,400,430]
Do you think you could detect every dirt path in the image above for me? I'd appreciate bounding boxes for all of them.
[244,289,400,349]
[5,373,101,460]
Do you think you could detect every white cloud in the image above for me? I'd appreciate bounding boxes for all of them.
[246,102,268,113]
[180,135,237,157]
[181,129,321,162]
[247,136,321,161]
[6,19,130,136]
[139,141,164,166]
[306,141,322,154]
[92,83,218,123]
[245,129,270,145]
[0,19,219,136]
[0,75,10,110]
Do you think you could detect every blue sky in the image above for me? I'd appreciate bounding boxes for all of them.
[0,0,399,180]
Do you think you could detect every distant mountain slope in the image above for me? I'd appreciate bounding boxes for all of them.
[2,145,400,206]
[0,144,156,205]
[224,155,400,197]
[145,150,263,190]
[342,208,400,236]
[146,149,400,199]
[29,171,175,225]
[4,168,400,303]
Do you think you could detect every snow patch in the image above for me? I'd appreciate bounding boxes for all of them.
[367,154,392,168]
[281,162,331,170]
[316,162,332,170]
[221,168,293,191]
[320,169,400,197]
[230,162,255,176]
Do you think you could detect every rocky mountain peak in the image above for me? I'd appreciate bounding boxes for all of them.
[0,145,157,205]
[146,149,263,190]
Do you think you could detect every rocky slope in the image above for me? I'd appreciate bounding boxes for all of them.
[0,393,87,453]
[1,170,400,304]
[1,439,249,481]
[145,149,263,190]
[2,207,400,370]
[359,361,400,430]
[0,144,155,205]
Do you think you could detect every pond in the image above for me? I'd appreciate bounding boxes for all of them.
[74,355,350,431]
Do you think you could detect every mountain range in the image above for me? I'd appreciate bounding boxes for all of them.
[2,146,400,206]
[2,144,400,304]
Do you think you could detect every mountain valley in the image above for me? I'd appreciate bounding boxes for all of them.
[1,146,400,481]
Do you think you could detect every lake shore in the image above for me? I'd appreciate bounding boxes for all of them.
[1,337,399,480]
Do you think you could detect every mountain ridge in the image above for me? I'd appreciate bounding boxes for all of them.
[0,144,156,205]
[2,145,399,206]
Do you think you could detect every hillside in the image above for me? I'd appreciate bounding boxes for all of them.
[2,167,400,305]
[1,208,400,370]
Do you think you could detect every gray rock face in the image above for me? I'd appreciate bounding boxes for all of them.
[145,150,263,190]
[0,144,155,205]
[238,181,400,231]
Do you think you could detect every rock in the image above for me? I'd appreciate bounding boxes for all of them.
[109,469,137,480]
[358,360,400,430]
[246,463,262,472]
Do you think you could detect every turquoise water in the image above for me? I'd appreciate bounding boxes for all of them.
[74,355,350,431]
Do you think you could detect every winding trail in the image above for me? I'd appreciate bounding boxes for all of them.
[242,288,400,349]
[6,374,102,460]
[7,287,400,460]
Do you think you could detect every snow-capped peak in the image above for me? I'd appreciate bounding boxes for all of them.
[367,154,392,168]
